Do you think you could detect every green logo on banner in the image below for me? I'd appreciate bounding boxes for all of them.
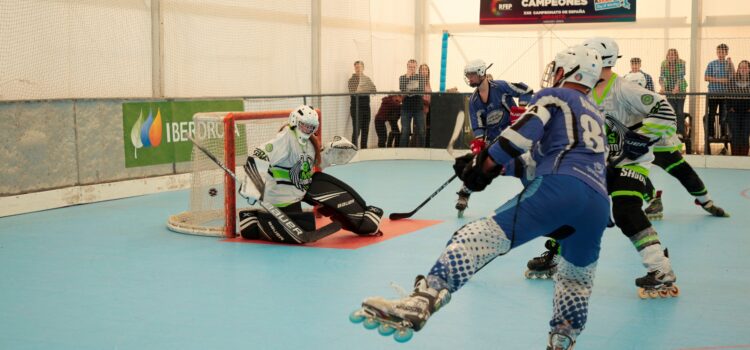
[122,100,244,168]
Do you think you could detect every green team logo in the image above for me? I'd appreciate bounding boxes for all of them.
[640,94,654,105]
[265,143,273,152]
[290,155,314,191]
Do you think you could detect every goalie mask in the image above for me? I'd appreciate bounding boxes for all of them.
[541,45,602,90]
[624,72,647,88]
[288,105,319,145]
[583,37,621,68]
[464,59,492,87]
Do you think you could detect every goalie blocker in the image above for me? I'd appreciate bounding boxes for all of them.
[239,171,383,243]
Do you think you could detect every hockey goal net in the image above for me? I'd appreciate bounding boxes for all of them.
[167,109,322,238]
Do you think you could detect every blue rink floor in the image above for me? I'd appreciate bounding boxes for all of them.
[1,160,749,350]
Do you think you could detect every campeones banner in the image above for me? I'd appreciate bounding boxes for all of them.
[480,0,636,25]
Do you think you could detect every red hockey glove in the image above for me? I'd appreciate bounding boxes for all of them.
[470,138,486,155]
[510,106,526,125]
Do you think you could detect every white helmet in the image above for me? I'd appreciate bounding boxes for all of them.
[541,45,602,89]
[464,59,491,87]
[288,105,319,144]
[624,72,647,88]
[583,37,621,67]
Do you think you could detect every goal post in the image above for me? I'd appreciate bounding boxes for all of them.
[167,109,322,238]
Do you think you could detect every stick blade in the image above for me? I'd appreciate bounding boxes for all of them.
[388,212,414,221]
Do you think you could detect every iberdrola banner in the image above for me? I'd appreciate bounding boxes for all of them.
[480,0,636,25]
[122,100,244,168]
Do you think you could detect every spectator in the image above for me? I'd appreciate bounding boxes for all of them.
[399,59,426,147]
[704,43,735,153]
[374,95,402,148]
[659,49,688,140]
[727,60,750,156]
[419,64,432,146]
[627,57,655,91]
[347,60,376,149]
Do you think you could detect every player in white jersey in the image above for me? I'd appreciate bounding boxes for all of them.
[622,74,729,220]
[238,106,383,243]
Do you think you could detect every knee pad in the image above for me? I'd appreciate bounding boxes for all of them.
[612,196,651,236]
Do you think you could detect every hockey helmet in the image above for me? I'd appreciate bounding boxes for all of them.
[623,72,647,88]
[464,59,491,87]
[288,105,319,144]
[541,45,602,89]
[583,37,621,67]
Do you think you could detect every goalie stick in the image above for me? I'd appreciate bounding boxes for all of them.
[187,135,341,243]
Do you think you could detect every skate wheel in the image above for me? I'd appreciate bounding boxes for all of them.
[637,288,648,299]
[647,289,660,298]
[378,324,396,336]
[393,328,414,343]
[363,318,380,330]
[669,285,680,297]
[349,311,365,324]
[524,270,533,279]
[658,289,670,298]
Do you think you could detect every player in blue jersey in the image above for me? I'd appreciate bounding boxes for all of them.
[455,59,533,216]
[350,45,607,349]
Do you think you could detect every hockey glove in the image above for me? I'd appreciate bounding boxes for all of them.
[509,106,526,125]
[453,152,475,179]
[470,138,486,155]
[238,176,261,205]
[460,149,502,192]
[622,131,657,160]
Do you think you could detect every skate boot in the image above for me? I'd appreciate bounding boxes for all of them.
[349,275,451,343]
[695,199,730,217]
[635,249,679,299]
[645,190,663,221]
[546,330,576,350]
[455,190,470,218]
[525,239,560,279]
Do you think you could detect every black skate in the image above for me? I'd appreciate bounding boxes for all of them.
[349,275,451,343]
[525,239,560,279]
[635,249,679,300]
[695,199,730,218]
[645,190,663,221]
[455,190,470,218]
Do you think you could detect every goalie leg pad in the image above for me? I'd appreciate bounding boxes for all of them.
[305,172,382,235]
[238,208,315,243]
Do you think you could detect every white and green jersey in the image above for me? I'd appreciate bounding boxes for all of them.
[591,73,677,169]
[251,126,316,207]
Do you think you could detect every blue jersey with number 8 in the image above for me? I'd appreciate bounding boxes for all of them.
[488,87,608,198]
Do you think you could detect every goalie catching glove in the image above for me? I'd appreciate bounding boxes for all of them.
[453,149,503,192]
[319,136,358,169]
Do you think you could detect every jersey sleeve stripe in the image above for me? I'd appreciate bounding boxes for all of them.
[502,128,534,151]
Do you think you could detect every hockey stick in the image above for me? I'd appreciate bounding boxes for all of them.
[388,173,458,220]
[389,110,467,220]
[187,135,341,243]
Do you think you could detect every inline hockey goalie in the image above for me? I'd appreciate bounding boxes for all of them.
[237,131,383,244]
